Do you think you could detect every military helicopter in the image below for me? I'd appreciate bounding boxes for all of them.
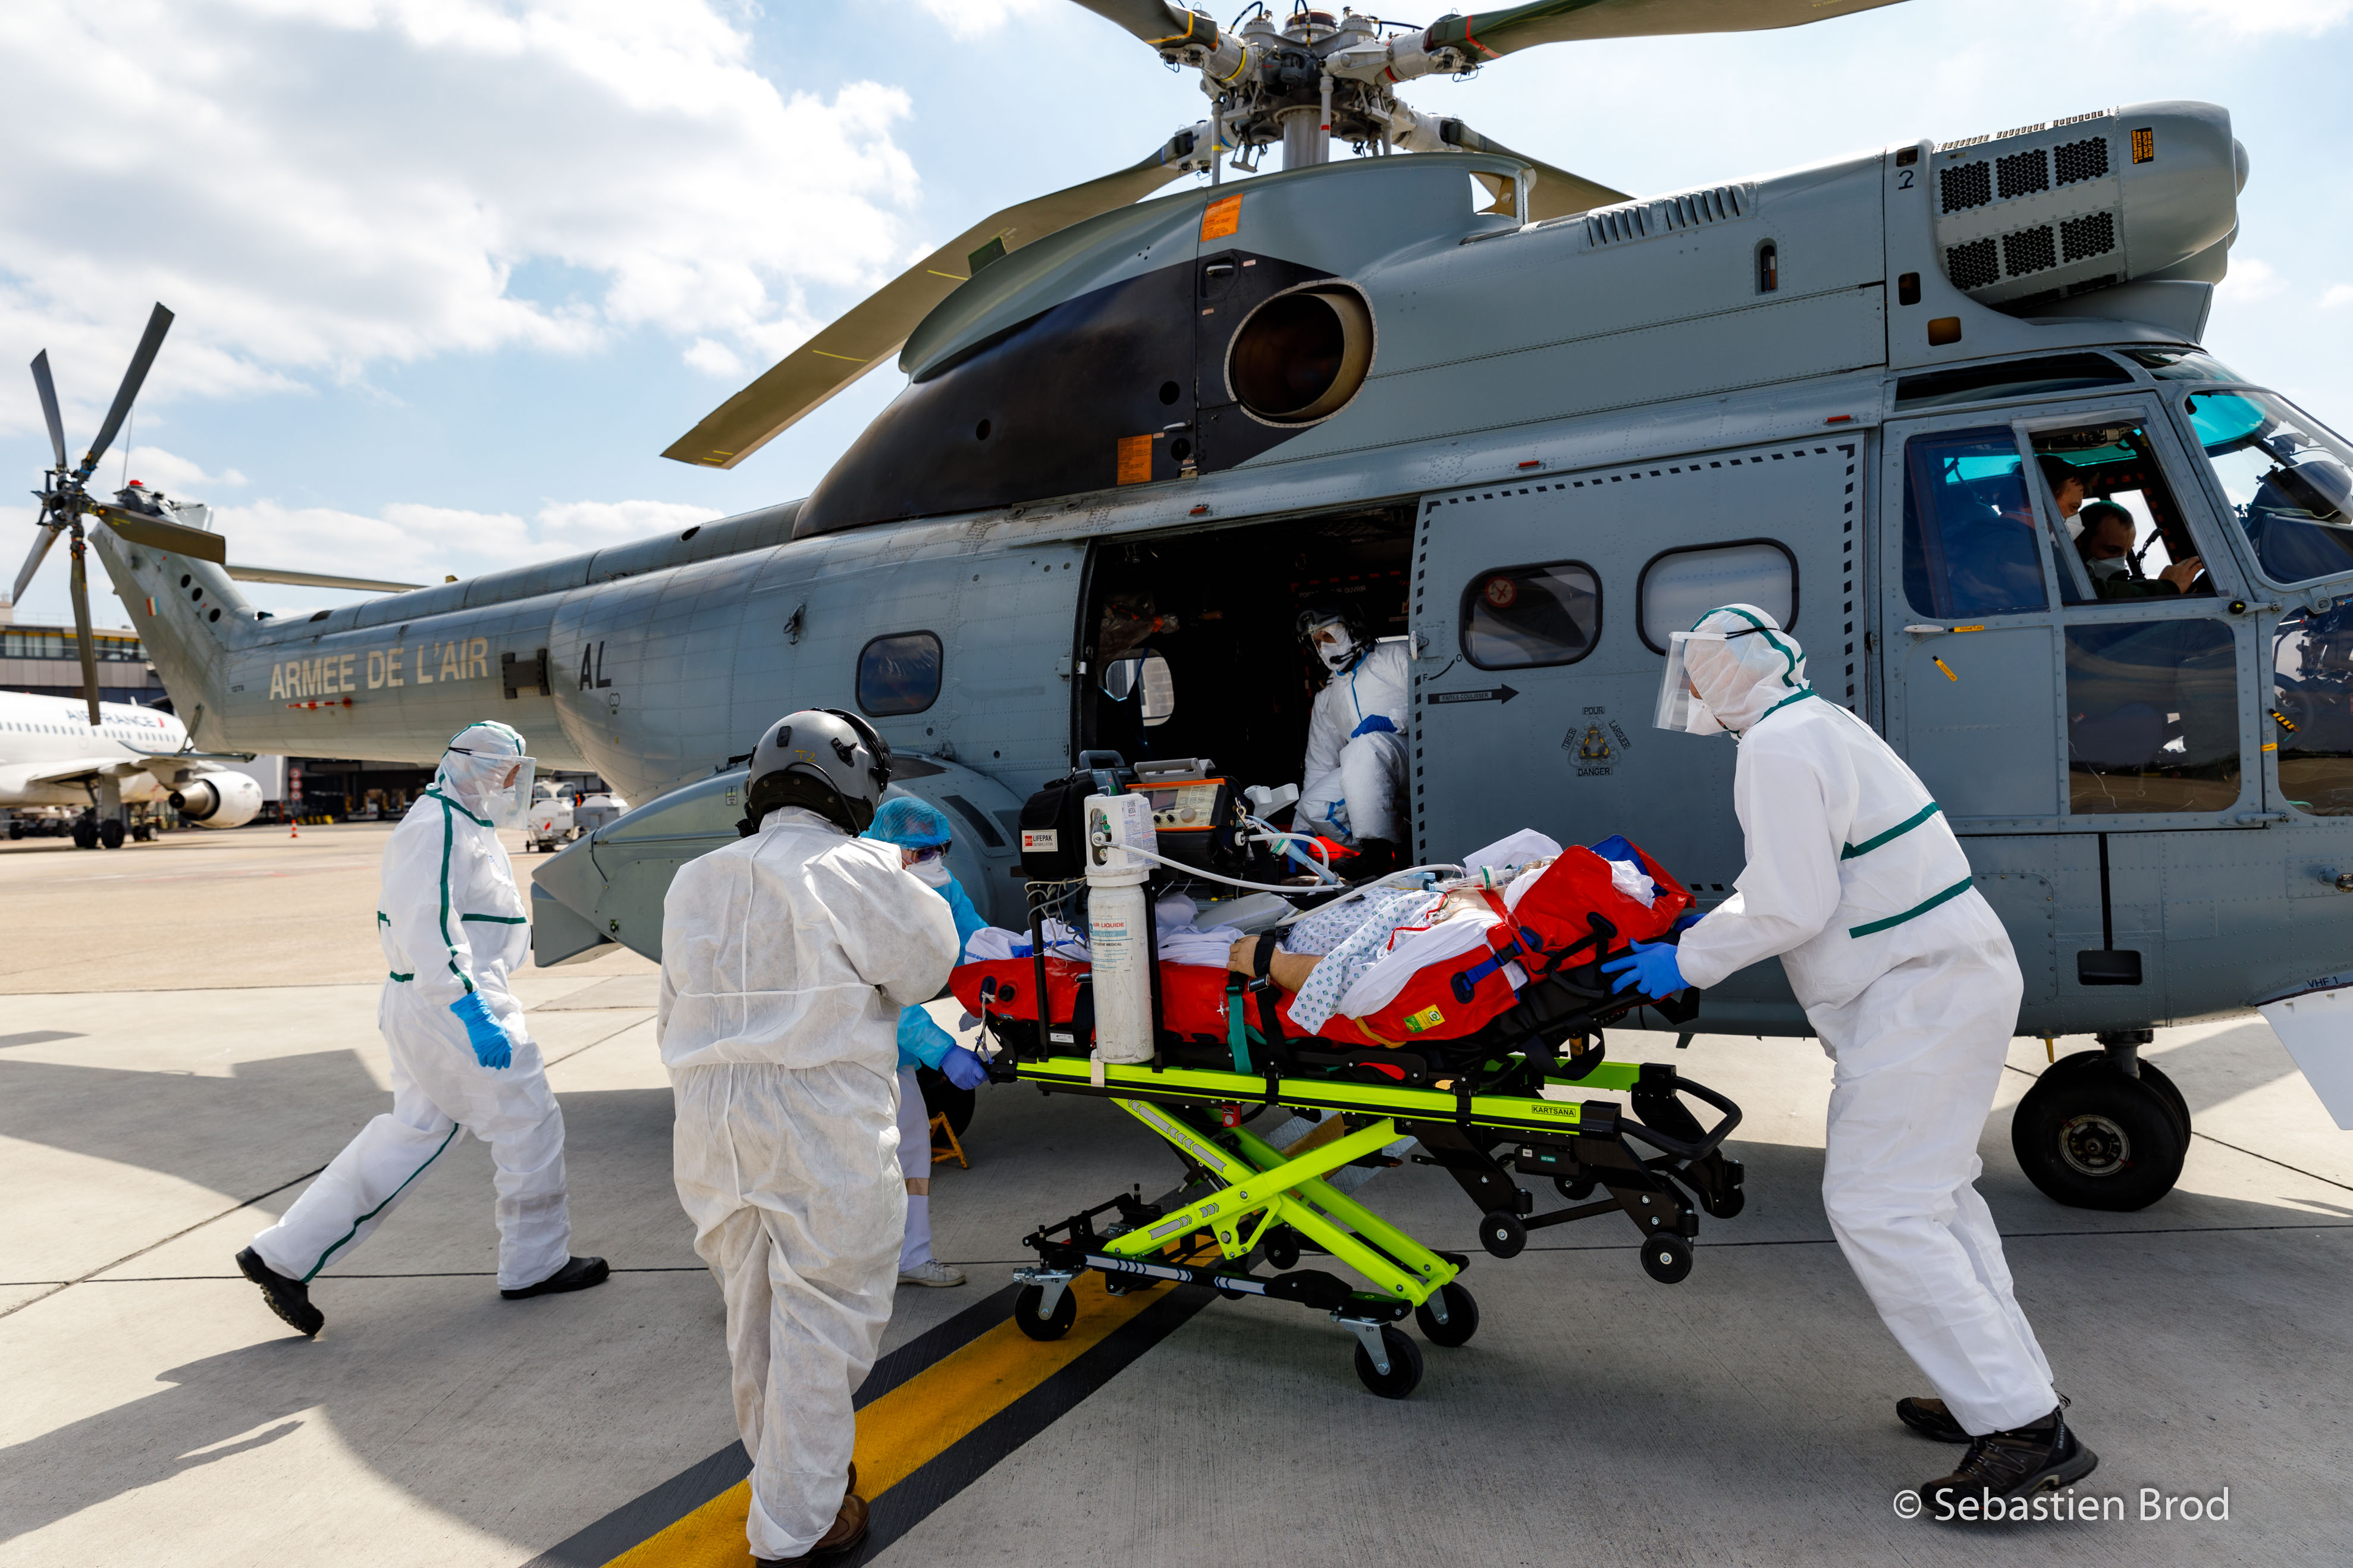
[32,0,2353,1215]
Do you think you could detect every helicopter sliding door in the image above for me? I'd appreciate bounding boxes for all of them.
[1411,438,1863,1032]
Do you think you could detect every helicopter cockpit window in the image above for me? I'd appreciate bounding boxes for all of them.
[1892,353,2132,411]
[2273,604,2353,815]
[1460,561,1601,670]
[2029,420,2211,604]
[2186,389,2353,585]
[1900,428,2049,618]
[855,631,942,717]
[2066,620,2240,815]
[1637,541,1795,653]
[2119,347,2247,383]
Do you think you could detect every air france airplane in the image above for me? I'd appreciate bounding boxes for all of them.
[0,689,262,846]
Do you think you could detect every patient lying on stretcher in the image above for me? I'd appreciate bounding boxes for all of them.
[950,829,1691,1050]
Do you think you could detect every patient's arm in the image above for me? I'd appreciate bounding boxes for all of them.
[1228,935,1320,994]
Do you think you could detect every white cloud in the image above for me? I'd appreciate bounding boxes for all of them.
[0,0,923,438]
[683,337,746,377]
[118,445,249,493]
[2220,257,2288,301]
[2106,0,2352,33]
[2323,284,2353,309]
[907,0,1059,40]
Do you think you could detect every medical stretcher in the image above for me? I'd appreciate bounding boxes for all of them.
[965,838,1746,1399]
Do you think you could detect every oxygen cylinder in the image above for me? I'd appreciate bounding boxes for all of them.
[1085,793,1159,1065]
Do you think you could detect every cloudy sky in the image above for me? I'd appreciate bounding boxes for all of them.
[4,0,2349,626]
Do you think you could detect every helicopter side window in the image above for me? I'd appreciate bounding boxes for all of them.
[1460,562,1601,670]
[855,631,942,717]
[2028,420,2211,604]
[2066,620,2240,815]
[1636,541,1794,652]
[2185,389,2353,586]
[2273,604,2353,816]
[1900,428,2049,619]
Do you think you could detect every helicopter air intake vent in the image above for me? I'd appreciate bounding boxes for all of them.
[1927,103,2240,309]
[1582,184,1749,249]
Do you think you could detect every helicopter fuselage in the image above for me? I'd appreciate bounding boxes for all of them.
[96,100,2353,1042]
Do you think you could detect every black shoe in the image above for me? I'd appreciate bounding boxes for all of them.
[501,1255,610,1300]
[1897,1396,1970,1443]
[1900,1388,2068,1443]
[236,1247,323,1337]
[1916,1409,2098,1519]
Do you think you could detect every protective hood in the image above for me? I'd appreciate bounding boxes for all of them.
[1655,605,1813,736]
[863,796,953,849]
[436,720,537,827]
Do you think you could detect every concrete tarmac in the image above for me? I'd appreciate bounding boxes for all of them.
[2,821,2347,1565]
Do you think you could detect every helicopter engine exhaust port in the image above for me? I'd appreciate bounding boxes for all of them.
[1225,283,1374,426]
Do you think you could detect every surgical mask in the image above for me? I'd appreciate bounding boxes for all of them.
[910,856,952,888]
[1312,624,1359,673]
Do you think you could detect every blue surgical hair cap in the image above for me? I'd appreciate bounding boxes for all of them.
[861,795,953,849]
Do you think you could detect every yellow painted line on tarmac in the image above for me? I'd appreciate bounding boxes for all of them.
[604,1273,1166,1566]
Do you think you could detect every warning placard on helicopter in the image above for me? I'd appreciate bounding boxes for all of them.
[1200,194,1241,242]
[1116,434,1155,485]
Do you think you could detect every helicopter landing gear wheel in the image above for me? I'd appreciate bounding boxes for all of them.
[1477,1210,1526,1258]
[2011,1058,2185,1211]
[1639,1233,1693,1284]
[2041,1049,2191,1140]
[1012,1282,1077,1341]
[1351,1324,1424,1399]
[1413,1282,1479,1347]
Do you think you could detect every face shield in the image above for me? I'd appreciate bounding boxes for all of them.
[440,722,539,828]
[1654,631,1731,735]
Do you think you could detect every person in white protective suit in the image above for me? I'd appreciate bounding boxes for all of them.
[859,796,995,1289]
[660,710,960,1565]
[236,721,607,1338]
[1294,604,1408,873]
[1603,606,2097,1516]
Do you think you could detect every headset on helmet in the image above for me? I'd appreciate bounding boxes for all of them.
[738,708,893,835]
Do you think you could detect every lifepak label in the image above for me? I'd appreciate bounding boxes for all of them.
[1022,828,1059,853]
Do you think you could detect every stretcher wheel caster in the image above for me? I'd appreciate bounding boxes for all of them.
[1259,1225,1301,1271]
[1353,1325,1424,1399]
[1639,1233,1692,1284]
[1414,1283,1479,1348]
[1554,1176,1596,1201]
[1013,1283,1077,1341]
[1477,1211,1526,1258]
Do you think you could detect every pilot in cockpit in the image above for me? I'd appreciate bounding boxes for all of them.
[2073,500,2205,599]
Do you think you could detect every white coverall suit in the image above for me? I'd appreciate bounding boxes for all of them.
[1298,637,1410,846]
[659,806,960,1561]
[248,784,572,1292]
[1670,607,2057,1437]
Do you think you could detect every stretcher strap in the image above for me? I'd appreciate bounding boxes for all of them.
[1225,978,1254,1074]
[1451,888,1535,1004]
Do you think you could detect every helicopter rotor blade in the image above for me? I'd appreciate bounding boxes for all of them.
[11,523,61,606]
[68,527,102,727]
[78,303,174,478]
[664,140,1200,470]
[1425,0,1908,61]
[91,503,230,565]
[30,351,69,472]
[1066,0,1198,45]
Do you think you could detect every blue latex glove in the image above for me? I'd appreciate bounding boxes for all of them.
[449,991,513,1069]
[1601,939,1687,1000]
[939,1044,992,1091]
[896,1004,958,1071]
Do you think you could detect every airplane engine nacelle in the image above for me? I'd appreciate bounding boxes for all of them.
[171,771,263,829]
[1931,102,2244,310]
